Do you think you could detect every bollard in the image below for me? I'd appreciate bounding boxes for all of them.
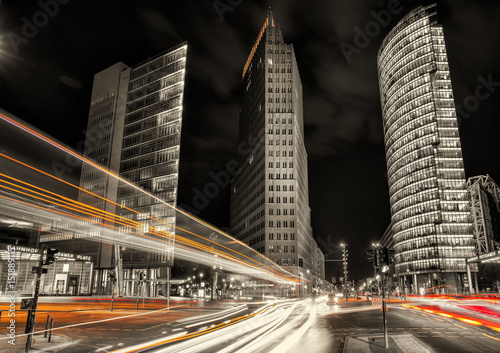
[44,314,51,338]
[48,318,54,343]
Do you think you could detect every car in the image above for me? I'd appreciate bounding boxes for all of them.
[327,294,338,306]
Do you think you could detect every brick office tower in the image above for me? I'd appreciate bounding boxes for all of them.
[230,10,324,296]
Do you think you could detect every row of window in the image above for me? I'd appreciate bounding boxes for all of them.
[267,67,292,73]
[268,140,293,148]
[383,65,434,126]
[268,87,293,94]
[130,48,186,81]
[268,245,296,253]
[89,94,115,117]
[396,235,473,253]
[268,197,295,203]
[275,258,296,266]
[268,185,294,192]
[233,197,265,239]
[393,222,471,244]
[230,166,266,228]
[268,173,294,180]
[120,159,179,183]
[268,161,293,168]
[121,137,180,164]
[129,60,186,91]
[269,208,295,216]
[380,26,432,87]
[379,19,430,74]
[392,188,438,215]
[384,35,432,77]
[268,220,295,228]
[249,233,265,246]
[267,128,293,134]
[386,108,434,153]
[268,150,293,157]
[386,127,438,163]
[393,200,440,224]
[385,46,433,98]
[269,233,295,240]
[267,117,294,125]
[389,156,435,187]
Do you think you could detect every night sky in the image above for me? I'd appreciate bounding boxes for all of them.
[0,0,499,282]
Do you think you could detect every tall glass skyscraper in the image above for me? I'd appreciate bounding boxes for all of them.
[230,10,324,292]
[377,5,475,292]
[74,43,187,295]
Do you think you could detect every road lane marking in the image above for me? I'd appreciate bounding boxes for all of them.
[96,346,113,352]
[483,334,500,342]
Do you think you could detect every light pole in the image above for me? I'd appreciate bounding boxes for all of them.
[372,243,381,294]
[200,273,204,300]
[341,243,348,306]
[191,276,195,306]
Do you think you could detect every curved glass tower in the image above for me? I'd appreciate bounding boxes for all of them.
[377,5,475,291]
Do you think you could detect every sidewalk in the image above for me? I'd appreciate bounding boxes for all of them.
[343,334,431,353]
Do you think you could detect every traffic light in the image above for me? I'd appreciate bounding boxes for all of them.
[377,248,388,267]
[45,248,58,265]
[367,249,378,268]
[387,249,395,264]
[299,258,303,267]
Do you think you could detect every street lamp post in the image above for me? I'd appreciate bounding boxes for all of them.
[191,276,195,306]
[200,273,204,301]
[341,243,348,307]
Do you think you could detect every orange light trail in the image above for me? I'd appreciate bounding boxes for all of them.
[402,303,500,333]
[113,305,272,353]
[0,112,299,282]
[0,114,296,280]
[0,172,295,281]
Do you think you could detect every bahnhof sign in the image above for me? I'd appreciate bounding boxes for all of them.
[0,243,93,296]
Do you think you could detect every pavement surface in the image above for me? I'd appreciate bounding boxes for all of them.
[0,296,245,352]
[343,334,432,353]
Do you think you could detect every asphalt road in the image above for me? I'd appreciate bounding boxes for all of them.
[0,297,247,353]
[3,298,500,352]
[322,304,500,352]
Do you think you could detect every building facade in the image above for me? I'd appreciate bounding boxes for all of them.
[43,43,187,296]
[377,5,475,293]
[230,10,324,293]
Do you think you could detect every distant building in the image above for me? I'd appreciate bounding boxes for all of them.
[229,9,324,294]
[377,5,475,293]
[379,223,394,250]
[42,43,187,296]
